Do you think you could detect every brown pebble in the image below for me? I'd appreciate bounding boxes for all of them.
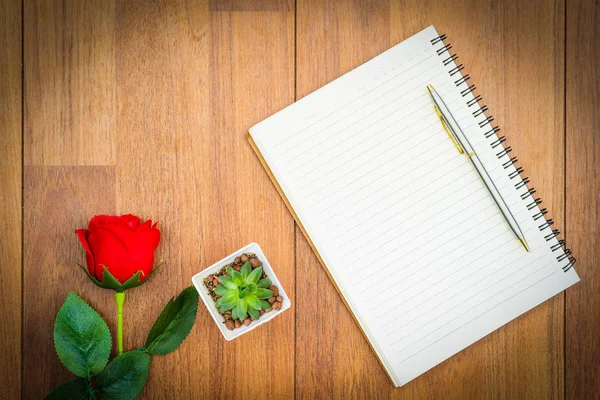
[243,318,251,326]
[207,275,214,282]
[225,320,235,330]
[276,296,283,302]
[213,278,219,286]
[234,320,241,328]
[259,310,265,316]
[268,297,276,304]
[233,265,241,271]
[273,302,282,310]
[241,254,249,262]
[234,256,241,263]
[224,313,231,320]
[249,258,262,268]
[270,286,279,296]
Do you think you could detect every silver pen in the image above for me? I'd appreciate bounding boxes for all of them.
[427,84,530,252]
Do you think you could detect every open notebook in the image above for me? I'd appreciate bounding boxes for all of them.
[248,26,579,386]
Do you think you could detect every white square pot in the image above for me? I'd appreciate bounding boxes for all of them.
[191,242,291,340]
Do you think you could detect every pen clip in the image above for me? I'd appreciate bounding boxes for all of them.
[434,105,464,154]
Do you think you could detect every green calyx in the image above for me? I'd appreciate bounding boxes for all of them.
[76,260,163,291]
[214,262,273,321]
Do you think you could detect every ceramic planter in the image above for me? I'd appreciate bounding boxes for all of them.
[191,242,290,340]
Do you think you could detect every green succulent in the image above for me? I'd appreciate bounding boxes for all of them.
[214,262,273,321]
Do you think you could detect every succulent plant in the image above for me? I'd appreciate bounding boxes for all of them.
[214,262,273,321]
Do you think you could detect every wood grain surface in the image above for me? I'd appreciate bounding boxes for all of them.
[1,0,597,399]
[0,0,22,399]
[565,0,600,398]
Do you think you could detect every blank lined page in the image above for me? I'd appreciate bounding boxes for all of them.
[249,26,579,386]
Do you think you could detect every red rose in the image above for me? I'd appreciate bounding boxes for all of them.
[76,214,161,285]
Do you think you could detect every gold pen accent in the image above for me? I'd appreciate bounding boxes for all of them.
[433,105,464,154]
[426,84,434,95]
[427,83,530,253]
[519,237,530,252]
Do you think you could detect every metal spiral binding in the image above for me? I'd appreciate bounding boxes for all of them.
[430,34,576,273]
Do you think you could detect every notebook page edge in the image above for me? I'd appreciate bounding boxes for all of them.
[395,269,579,384]
[247,129,403,386]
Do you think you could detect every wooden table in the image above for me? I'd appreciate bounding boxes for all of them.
[1,1,598,398]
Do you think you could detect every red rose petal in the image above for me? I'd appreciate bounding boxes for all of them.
[87,226,133,283]
[121,214,141,230]
[125,223,160,281]
[83,214,160,284]
[75,229,95,276]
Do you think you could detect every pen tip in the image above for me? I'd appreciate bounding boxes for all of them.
[519,237,530,252]
[427,84,434,94]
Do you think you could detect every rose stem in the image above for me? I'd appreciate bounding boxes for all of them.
[115,291,126,355]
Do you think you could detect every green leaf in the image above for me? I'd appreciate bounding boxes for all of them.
[257,278,271,288]
[220,292,238,304]
[219,300,236,312]
[247,282,257,293]
[54,292,111,378]
[96,350,151,400]
[247,266,262,284]
[232,271,244,286]
[255,288,273,300]
[44,377,92,400]
[248,307,259,320]
[220,299,237,310]
[219,303,234,313]
[231,306,238,321]
[237,298,248,320]
[260,300,272,310]
[240,262,252,278]
[219,276,237,290]
[226,266,234,277]
[144,286,199,355]
[214,284,230,296]
[77,261,163,291]
[246,294,261,310]
[75,262,104,288]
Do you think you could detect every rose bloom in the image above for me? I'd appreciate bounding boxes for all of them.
[76,214,160,283]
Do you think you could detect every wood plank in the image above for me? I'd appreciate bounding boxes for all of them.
[296,0,566,397]
[114,1,295,398]
[294,1,393,398]
[0,0,22,398]
[24,0,115,166]
[209,0,291,12]
[565,0,600,398]
[22,166,116,399]
[388,1,567,398]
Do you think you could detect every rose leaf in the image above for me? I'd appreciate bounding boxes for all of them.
[95,350,151,400]
[144,286,199,355]
[53,292,111,378]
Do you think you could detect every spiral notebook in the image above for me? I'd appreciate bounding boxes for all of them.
[247,26,579,386]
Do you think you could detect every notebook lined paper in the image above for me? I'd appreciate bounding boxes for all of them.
[249,26,579,386]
